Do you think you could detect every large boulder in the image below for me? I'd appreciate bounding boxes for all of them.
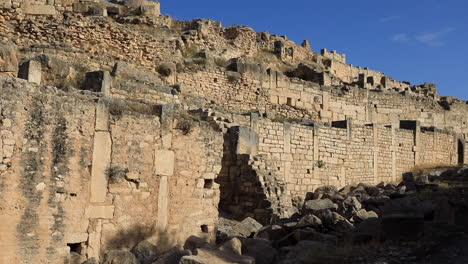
[295,214,322,229]
[179,248,255,264]
[352,209,378,223]
[217,217,263,243]
[219,238,242,255]
[131,240,159,264]
[302,199,338,215]
[102,250,139,264]
[152,247,190,264]
[310,186,338,200]
[338,196,362,218]
[254,225,288,241]
[242,239,278,264]
[183,236,211,252]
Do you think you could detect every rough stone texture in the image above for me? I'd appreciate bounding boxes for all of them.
[0,2,467,263]
[154,150,175,176]
[90,131,111,203]
[0,41,17,75]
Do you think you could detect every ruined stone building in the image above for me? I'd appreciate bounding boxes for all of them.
[0,0,467,263]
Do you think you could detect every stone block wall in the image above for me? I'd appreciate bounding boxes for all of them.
[0,0,77,15]
[0,77,224,263]
[235,115,463,201]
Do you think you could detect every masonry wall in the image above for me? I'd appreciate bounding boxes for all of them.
[247,116,462,200]
[0,78,223,263]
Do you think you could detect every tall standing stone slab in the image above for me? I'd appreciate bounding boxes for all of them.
[90,132,112,203]
[95,99,110,132]
[155,176,169,231]
[154,150,174,176]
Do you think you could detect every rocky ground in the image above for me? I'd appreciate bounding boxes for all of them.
[82,165,468,264]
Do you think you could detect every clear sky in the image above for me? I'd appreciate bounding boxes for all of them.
[161,0,468,100]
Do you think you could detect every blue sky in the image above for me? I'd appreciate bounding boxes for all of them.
[161,0,468,100]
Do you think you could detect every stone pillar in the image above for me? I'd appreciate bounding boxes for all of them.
[18,60,41,84]
[391,123,398,182]
[283,123,291,154]
[322,92,329,112]
[250,112,259,134]
[154,104,175,232]
[283,122,292,183]
[90,132,112,203]
[154,150,174,231]
[414,121,421,165]
[433,129,438,163]
[373,124,379,184]
[87,220,102,260]
[346,118,353,140]
[313,125,321,181]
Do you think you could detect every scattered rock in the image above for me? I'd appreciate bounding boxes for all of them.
[131,240,159,264]
[302,198,338,215]
[102,250,139,264]
[219,237,242,255]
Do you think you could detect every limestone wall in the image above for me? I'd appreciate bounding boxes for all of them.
[177,68,468,137]
[0,77,223,263]
[0,0,77,15]
[250,117,461,200]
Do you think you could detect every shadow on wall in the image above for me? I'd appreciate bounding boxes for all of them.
[105,224,177,253]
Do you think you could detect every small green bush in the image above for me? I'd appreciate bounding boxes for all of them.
[315,160,325,169]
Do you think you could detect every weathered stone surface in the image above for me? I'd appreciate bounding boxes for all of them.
[154,150,175,176]
[18,59,42,84]
[302,199,338,215]
[85,205,115,219]
[180,248,255,264]
[219,237,242,255]
[90,131,112,203]
[0,42,17,74]
[153,248,191,264]
[183,235,210,252]
[242,239,278,264]
[65,232,88,244]
[131,240,159,264]
[296,214,322,228]
[102,250,139,264]
[22,4,57,15]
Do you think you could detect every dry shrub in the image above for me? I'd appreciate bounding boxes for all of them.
[108,98,158,118]
[175,111,200,135]
[409,163,455,178]
[106,166,129,184]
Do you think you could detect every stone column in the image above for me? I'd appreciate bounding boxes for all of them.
[413,121,421,165]
[373,124,379,185]
[391,123,398,182]
[313,125,321,181]
[154,105,175,232]
[90,99,111,203]
[283,122,291,183]
[87,99,111,261]
[250,112,259,134]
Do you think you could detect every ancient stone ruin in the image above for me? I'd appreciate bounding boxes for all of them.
[0,1,467,263]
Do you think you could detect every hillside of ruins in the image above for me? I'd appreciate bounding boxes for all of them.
[0,1,467,263]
